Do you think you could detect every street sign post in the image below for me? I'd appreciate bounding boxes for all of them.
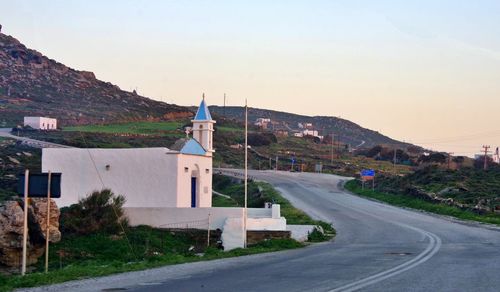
[17,171,61,275]
[360,169,375,190]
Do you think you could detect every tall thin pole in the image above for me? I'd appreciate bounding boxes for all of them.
[482,145,491,170]
[393,148,397,172]
[244,99,248,248]
[331,133,334,164]
[223,93,226,117]
[45,171,52,273]
[21,169,29,276]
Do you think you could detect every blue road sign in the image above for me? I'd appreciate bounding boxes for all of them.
[361,169,375,177]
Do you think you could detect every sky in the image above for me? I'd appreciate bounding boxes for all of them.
[1,0,500,157]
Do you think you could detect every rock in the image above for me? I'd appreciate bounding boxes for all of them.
[0,199,61,273]
[7,156,20,164]
[79,70,95,80]
[314,225,325,235]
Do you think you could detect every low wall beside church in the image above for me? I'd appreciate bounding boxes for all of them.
[124,206,286,251]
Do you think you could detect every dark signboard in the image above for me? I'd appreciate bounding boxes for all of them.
[17,173,62,198]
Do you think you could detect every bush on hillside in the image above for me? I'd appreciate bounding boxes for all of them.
[60,189,128,235]
[248,133,277,146]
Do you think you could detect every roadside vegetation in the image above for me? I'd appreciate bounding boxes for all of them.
[0,188,304,292]
[212,174,336,240]
[345,179,500,226]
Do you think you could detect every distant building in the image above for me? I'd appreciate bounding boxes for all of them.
[302,129,319,137]
[255,118,271,129]
[24,117,57,130]
[298,122,313,129]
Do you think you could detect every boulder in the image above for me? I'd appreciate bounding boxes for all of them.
[0,199,61,273]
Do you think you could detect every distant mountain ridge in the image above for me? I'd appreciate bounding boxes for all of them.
[0,29,410,149]
[0,30,191,127]
[209,106,411,148]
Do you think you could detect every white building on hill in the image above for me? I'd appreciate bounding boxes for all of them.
[24,117,57,130]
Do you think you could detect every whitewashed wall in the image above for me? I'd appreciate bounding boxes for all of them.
[24,117,57,130]
[43,148,179,207]
[175,153,212,208]
[124,206,283,230]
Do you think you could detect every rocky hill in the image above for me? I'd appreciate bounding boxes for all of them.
[209,106,411,148]
[0,30,191,127]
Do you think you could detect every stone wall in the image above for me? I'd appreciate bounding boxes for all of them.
[0,199,60,274]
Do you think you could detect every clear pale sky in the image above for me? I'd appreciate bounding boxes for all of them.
[1,0,499,157]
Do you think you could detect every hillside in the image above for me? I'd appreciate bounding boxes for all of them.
[209,106,411,148]
[0,30,191,127]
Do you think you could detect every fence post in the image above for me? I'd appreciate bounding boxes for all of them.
[45,171,52,273]
[21,169,29,276]
[207,213,211,248]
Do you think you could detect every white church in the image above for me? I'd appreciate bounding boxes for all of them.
[43,98,215,208]
[42,97,287,250]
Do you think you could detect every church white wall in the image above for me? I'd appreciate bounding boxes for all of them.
[42,148,179,208]
[176,153,212,207]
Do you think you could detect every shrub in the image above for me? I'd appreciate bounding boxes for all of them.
[60,189,128,235]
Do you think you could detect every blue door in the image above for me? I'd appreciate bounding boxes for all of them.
[191,177,197,208]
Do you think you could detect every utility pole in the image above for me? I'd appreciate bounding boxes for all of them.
[276,155,279,171]
[482,145,491,170]
[447,152,454,170]
[223,93,226,117]
[331,133,334,164]
[244,99,248,248]
[269,157,272,169]
[393,148,397,172]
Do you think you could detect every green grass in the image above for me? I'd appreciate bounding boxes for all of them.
[0,227,302,292]
[344,180,500,226]
[215,125,244,132]
[212,194,239,207]
[63,121,183,135]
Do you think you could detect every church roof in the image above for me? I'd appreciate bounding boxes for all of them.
[170,138,207,156]
[193,98,212,121]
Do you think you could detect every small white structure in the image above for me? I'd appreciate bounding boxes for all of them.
[24,117,57,130]
[302,129,319,137]
[254,118,271,129]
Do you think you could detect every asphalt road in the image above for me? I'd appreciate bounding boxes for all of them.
[0,128,71,148]
[27,170,500,292]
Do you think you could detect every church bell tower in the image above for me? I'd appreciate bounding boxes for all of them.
[192,94,215,155]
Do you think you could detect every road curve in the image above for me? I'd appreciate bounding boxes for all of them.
[0,128,72,148]
[27,170,500,292]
